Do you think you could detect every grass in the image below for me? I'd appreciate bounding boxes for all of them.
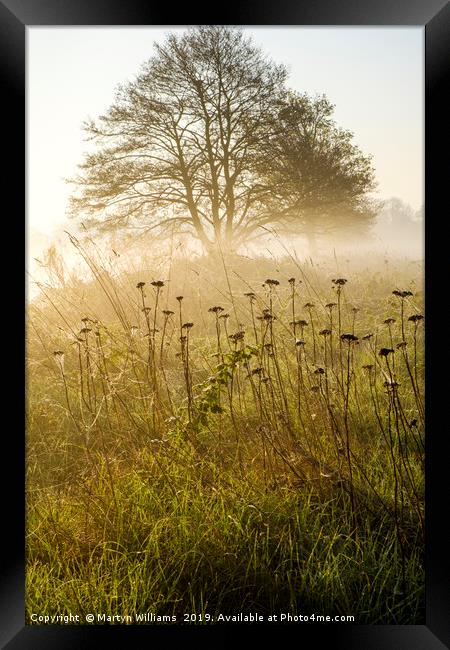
[26,239,425,624]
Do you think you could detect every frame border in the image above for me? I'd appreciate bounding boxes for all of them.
[2,1,449,647]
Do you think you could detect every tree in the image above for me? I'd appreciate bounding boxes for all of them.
[255,92,377,248]
[69,26,376,252]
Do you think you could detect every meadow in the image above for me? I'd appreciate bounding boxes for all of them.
[26,238,425,624]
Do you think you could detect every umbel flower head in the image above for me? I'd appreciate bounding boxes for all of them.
[182,322,194,330]
[151,280,165,288]
[162,309,174,317]
[379,347,395,357]
[319,328,331,336]
[408,314,424,323]
[332,278,347,286]
[208,306,224,314]
[265,278,280,287]
[136,282,145,289]
[340,333,358,343]
[392,289,413,298]
[384,318,396,325]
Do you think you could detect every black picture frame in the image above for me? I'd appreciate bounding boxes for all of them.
[2,1,449,648]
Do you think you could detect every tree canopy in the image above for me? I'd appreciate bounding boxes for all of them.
[69,26,376,251]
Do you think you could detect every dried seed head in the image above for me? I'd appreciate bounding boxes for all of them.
[162,310,174,316]
[288,277,296,284]
[304,303,315,309]
[136,282,145,289]
[265,278,280,286]
[319,328,331,336]
[176,296,183,302]
[151,280,164,288]
[325,302,337,309]
[362,333,373,340]
[332,278,347,286]
[340,333,358,343]
[384,317,396,325]
[408,314,424,323]
[392,289,413,298]
[208,306,224,314]
[396,341,407,349]
[182,322,194,330]
[295,339,306,347]
[379,347,395,357]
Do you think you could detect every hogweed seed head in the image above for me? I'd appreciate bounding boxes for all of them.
[393,289,413,298]
[340,333,358,343]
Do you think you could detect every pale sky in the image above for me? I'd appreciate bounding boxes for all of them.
[27,26,424,237]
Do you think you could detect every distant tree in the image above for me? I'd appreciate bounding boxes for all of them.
[375,197,423,247]
[69,27,376,252]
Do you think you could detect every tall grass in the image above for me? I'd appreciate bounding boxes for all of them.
[26,239,424,624]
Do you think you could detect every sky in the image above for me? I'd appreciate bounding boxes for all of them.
[27,26,424,238]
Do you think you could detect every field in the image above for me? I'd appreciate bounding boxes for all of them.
[26,240,425,624]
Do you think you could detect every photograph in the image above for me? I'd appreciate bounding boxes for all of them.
[25,24,428,628]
